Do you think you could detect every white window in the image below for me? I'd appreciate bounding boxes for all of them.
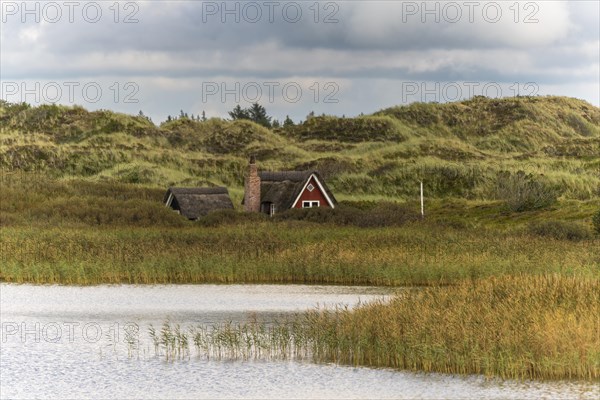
[302,201,320,208]
[307,183,315,192]
[270,203,276,217]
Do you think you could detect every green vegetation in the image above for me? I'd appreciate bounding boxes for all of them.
[1,171,597,285]
[527,220,594,241]
[3,222,598,286]
[228,103,273,128]
[1,96,598,203]
[0,96,598,380]
[296,274,600,380]
[156,275,598,380]
[494,170,560,212]
[593,209,600,234]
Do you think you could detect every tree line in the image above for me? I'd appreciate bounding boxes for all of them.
[160,103,297,128]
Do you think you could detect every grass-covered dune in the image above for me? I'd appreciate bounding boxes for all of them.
[1,96,598,202]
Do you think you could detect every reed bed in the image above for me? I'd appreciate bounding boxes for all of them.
[0,225,598,285]
[151,275,599,380]
[143,320,307,362]
[293,274,600,380]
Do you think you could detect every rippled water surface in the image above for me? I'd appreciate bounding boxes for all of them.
[1,284,597,399]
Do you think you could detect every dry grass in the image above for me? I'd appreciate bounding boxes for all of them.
[296,275,600,380]
[1,224,598,285]
[1,97,599,201]
[181,275,599,380]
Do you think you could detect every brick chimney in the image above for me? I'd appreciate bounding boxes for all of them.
[244,155,261,212]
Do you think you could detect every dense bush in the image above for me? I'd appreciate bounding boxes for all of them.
[429,218,470,230]
[527,220,593,241]
[494,171,560,212]
[197,209,268,227]
[115,164,161,184]
[272,206,356,225]
[0,212,19,227]
[29,197,186,227]
[273,203,419,227]
[285,115,407,142]
[593,209,600,234]
[338,200,379,210]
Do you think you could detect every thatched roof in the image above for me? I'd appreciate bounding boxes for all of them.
[259,171,337,211]
[164,187,233,219]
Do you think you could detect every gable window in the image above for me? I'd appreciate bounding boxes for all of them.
[302,201,320,208]
[306,183,315,192]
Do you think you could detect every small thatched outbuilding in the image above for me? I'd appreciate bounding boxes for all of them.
[164,187,234,220]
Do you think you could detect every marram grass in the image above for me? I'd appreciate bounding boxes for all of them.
[1,96,599,200]
[152,275,599,380]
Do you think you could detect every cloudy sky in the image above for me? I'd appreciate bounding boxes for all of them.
[1,1,598,123]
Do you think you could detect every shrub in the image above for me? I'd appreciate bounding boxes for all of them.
[527,220,593,241]
[430,218,470,230]
[197,209,268,227]
[272,206,357,225]
[593,210,600,234]
[494,170,560,212]
[29,197,186,227]
[353,203,419,227]
[0,212,19,227]
[339,200,379,211]
[285,115,407,142]
[273,203,419,227]
[115,165,159,184]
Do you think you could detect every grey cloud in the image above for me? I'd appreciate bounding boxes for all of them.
[0,0,597,119]
[3,1,585,55]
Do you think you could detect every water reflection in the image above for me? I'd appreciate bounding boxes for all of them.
[1,284,597,400]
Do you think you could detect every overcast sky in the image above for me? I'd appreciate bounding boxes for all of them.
[1,1,598,123]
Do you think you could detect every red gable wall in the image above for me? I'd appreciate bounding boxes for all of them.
[293,176,331,208]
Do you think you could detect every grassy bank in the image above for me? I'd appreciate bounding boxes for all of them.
[184,275,599,380]
[1,223,598,285]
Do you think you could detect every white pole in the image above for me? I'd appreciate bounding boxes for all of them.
[420,181,424,217]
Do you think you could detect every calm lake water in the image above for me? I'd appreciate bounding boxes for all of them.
[1,284,597,399]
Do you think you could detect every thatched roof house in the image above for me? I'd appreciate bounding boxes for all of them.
[259,171,337,212]
[164,187,234,220]
[244,158,337,216]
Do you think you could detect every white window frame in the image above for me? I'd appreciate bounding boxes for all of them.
[165,193,174,207]
[165,192,180,214]
[270,203,276,217]
[302,201,320,208]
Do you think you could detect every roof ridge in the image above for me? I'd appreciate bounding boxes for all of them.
[168,187,229,194]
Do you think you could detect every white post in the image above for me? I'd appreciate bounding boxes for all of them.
[420,181,424,218]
